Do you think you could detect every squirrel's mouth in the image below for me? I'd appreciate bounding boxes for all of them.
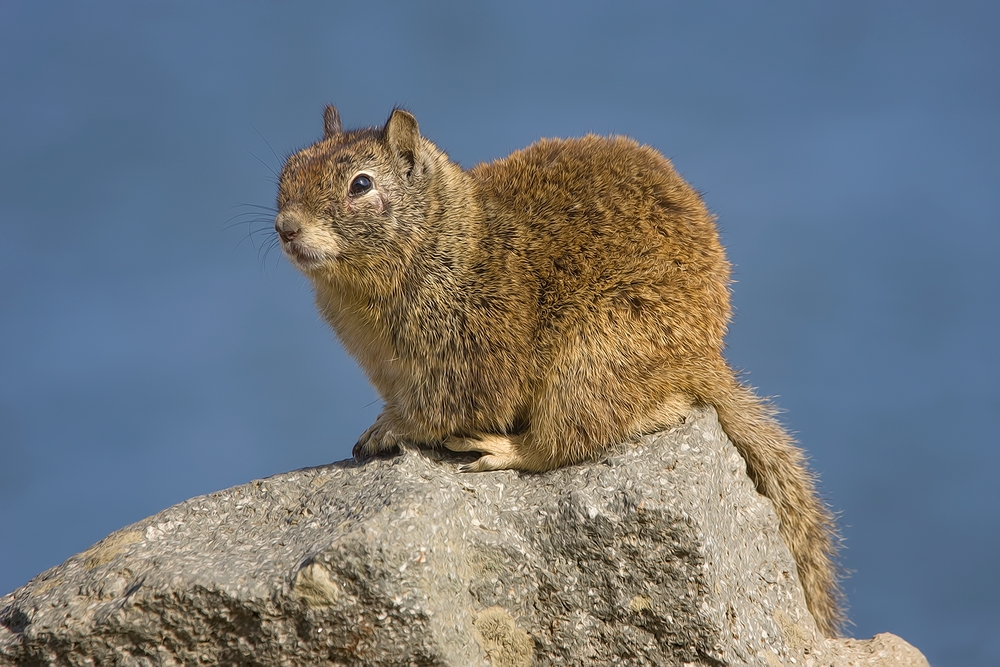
[280,239,335,271]
[275,208,341,272]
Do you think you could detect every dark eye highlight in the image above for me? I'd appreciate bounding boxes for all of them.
[349,174,373,195]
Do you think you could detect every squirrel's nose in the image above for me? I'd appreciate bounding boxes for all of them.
[275,211,301,243]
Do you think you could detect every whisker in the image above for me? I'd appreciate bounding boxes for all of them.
[251,124,283,167]
[248,150,279,180]
[259,234,281,264]
[234,225,276,253]
[224,213,272,229]
[230,129,286,275]
[230,202,278,212]
[224,216,275,231]
[258,236,285,278]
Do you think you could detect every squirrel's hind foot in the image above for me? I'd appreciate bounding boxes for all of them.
[446,433,526,472]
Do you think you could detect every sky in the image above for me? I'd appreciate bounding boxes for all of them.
[1,2,998,665]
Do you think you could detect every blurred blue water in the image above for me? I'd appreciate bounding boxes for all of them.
[1,2,997,664]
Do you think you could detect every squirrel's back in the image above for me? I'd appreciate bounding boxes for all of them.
[471,135,731,357]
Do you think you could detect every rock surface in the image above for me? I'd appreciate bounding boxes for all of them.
[0,407,927,666]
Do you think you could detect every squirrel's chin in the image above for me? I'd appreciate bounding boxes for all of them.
[282,242,336,272]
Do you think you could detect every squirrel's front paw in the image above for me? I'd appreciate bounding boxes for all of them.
[353,412,405,461]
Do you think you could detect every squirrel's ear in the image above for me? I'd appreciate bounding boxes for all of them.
[323,105,342,137]
[383,108,420,170]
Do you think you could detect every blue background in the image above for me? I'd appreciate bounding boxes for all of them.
[2,3,998,664]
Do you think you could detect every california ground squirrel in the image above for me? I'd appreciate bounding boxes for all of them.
[274,106,843,635]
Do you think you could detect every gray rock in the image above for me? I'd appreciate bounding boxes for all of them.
[0,407,928,666]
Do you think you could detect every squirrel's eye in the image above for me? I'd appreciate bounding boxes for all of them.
[349,174,373,195]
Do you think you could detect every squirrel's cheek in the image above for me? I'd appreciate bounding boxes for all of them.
[375,193,386,214]
[345,192,386,215]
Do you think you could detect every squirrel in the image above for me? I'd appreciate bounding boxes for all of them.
[274,105,843,636]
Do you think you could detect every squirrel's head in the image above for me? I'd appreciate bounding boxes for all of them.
[275,106,441,282]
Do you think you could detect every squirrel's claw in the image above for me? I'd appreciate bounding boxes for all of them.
[353,410,405,461]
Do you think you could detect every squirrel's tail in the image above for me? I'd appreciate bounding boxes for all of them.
[710,375,844,637]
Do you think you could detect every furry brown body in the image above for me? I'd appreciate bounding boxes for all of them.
[275,106,843,635]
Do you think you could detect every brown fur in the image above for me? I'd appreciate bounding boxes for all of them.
[274,106,844,635]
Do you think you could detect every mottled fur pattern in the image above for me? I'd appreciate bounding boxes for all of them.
[275,106,844,635]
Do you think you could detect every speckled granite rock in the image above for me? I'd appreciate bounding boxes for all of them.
[0,407,927,666]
